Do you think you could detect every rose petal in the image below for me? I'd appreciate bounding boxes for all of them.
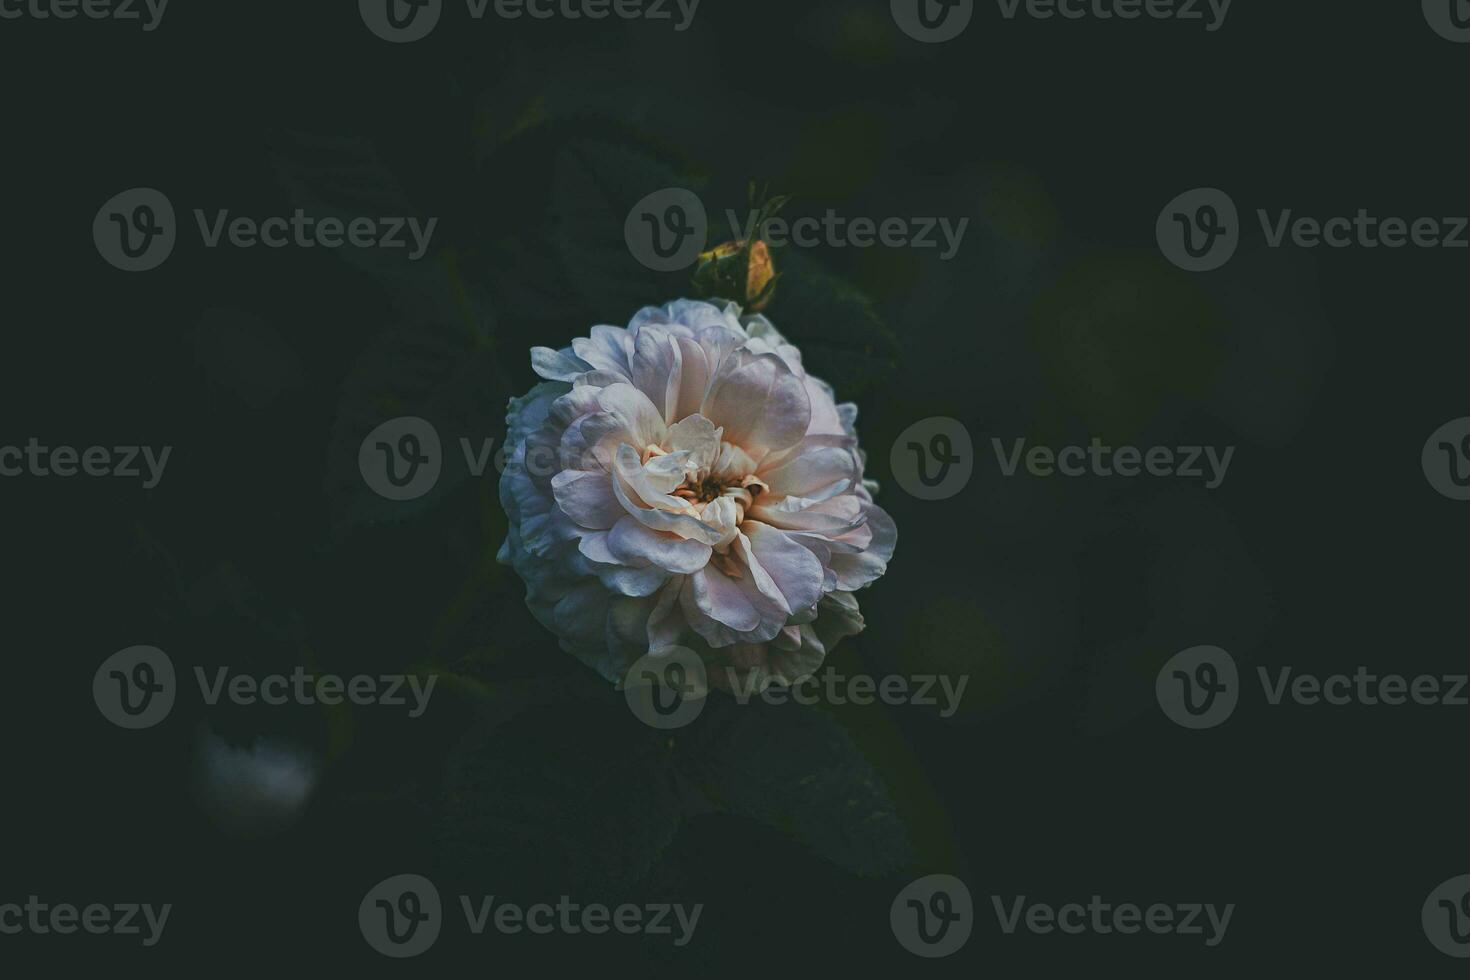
[701,349,810,457]
[742,521,825,615]
[531,346,592,382]
[552,470,623,529]
[608,515,713,575]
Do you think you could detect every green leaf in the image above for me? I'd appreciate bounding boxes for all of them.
[434,690,683,895]
[764,250,900,400]
[322,281,509,535]
[677,697,916,878]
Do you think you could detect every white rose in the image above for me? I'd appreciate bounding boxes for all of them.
[498,299,896,692]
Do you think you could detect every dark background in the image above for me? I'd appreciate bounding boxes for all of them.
[3,0,1466,971]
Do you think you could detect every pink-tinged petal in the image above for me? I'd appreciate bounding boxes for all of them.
[701,349,811,456]
[595,382,667,449]
[531,346,592,382]
[700,496,741,551]
[709,442,759,482]
[682,565,761,635]
[571,324,633,378]
[828,503,895,589]
[593,562,670,598]
[547,384,603,430]
[576,529,626,566]
[742,521,826,615]
[783,532,837,589]
[667,415,722,473]
[801,375,848,437]
[551,470,622,529]
[670,335,712,421]
[608,515,713,575]
[612,445,725,544]
[749,493,864,536]
[559,415,617,474]
[824,520,874,554]
[732,532,791,617]
[693,317,747,372]
[571,370,627,390]
[641,450,691,495]
[610,443,683,509]
[757,433,857,474]
[631,327,683,423]
[759,444,860,499]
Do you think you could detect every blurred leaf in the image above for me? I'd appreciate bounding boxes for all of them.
[269,131,467,327]
[677,697,916,877]
[322,269,508,534]
[767,250,900,400]
[475,117,704,353]
[434,691,682,895]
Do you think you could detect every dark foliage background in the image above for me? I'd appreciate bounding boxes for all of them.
[3,0,1466,972]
